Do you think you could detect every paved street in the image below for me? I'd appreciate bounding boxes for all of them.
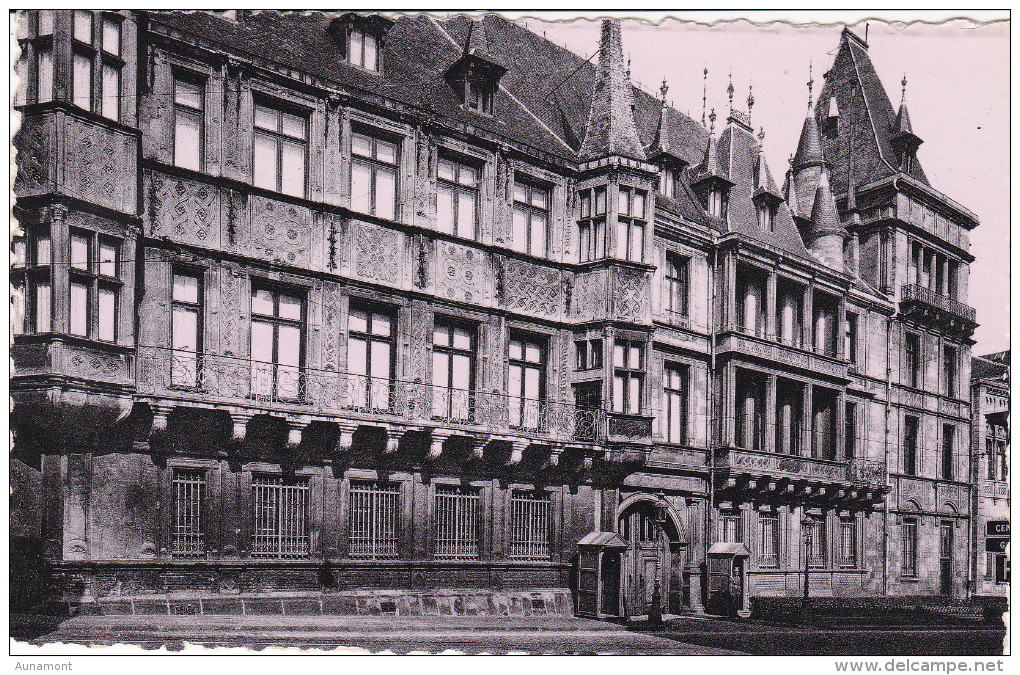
[20,614,743,655]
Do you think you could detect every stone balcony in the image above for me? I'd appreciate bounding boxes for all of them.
[716,328,850,382]
[899,284,977,338]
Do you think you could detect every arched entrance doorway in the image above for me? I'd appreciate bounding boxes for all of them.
[616,496,685,616]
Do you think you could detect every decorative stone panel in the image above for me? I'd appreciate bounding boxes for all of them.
[612,266,650,323]
[897,476,933,511]
[13,112,53,197]
[436,242,490,305]
[148,173,221,247]
[499,257,562,319]
[245,196,312,267]
[571,268,607,322]
[350,221,400,286]
[62,115,136,213]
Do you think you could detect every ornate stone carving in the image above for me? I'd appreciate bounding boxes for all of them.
[150,174,219,244]
[64,118,131,211]
[321,283,341,372]
[14,114,51,196]
[220,265,245,358]
[501,258,561,318]
[613,266,649,322]
[572,269,606,321]
[437,242,488,304]
[65,347,129,382]
[248,197,311,266]
[352,222,399,284]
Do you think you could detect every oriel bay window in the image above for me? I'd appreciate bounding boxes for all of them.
[434,484,481,560]
[347,305,395,412]
[663,363,688,444]
[617,186,647,263]
[437,154,480,239]
[612,339,644,414]
[69,230,120,342]
[350,129,398,220]
[432,320,475,421]
[349,480,400,559]
[508,334,545,430]
[735,370,766,450]
[512,180,549,257]
[253,101,307,198]
[12,228,52,334]
[251,475,309,559]
[250,286,303,401]
[578,186,606,262]
[171,270,203,387]
[173,73,205,171]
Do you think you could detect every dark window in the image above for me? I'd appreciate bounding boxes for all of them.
[708,185,728,219]
[845,401,857,460]
[812,388,837,460]
[942,424,955,481]
[351,129,398,220]
[575,338,603,371]
[347,305,395,412]
[805,515,827,568]
[432,320,475,421]
[464,77,495,115]
[250,285,304,401]
[173,74,204,171]
[660,165,681,200]
[663,363,688,444]
[617,186,647,262]
[578,186,607,262]
[759,514,779,568]
[904,333,921,388]
[512,181,549,257]
[775,379,803,455]
[943,345,957,398]
[253,102,307,197]
[171,270,203,387]
[437,155,480,239]
[903,415,919,476]
[509,334,545,430]
[68,229,120,342]
[755,200,776,231]
[839,518,857,568]
[902,517,918,577]
[349,480,400,559]
[665,253,689,320]
[612,339,644,414]
[845,313,859,364]
[736,371,766,450]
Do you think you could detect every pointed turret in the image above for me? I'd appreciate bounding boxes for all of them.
[806,169,846,271]
[578,19,647,162]
[789,103,828,221]
[890,76,923,171]
[690,110,733,219]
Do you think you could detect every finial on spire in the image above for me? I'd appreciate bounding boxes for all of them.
[708,108,717,135]
[727,70,734,112]
[807,60,815,110]
[702,66,708,126]
[901,73,908,103]
[747,84,755,120]
[626,55,631,80]
[660,77,669,102]
[758,126,765,144]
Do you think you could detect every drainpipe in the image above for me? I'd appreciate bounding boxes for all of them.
[883,310,892,596]
[706,246,718,605]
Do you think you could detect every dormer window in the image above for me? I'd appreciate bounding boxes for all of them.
[328,13,394,74]
[756,201,775,231]
[464,75,494,114]
[708,186,728,220]
[659,164,683,201]
[443,19,506,117]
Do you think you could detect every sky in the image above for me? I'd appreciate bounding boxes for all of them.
[515,12,1010,355]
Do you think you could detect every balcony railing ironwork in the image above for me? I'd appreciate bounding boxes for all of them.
[900,283,976,324]
[137,346,602,442]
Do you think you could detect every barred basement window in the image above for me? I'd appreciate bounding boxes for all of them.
[839,518,857,568]
[509,490,550,560]
[806,516,827,568]
[349,480,400,559]
[251,475,310,559]
[902,517,918,577]
[434,484,480,560]
[172,469,205,557]
[759,514,779,568]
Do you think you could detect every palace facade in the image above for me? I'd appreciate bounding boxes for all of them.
[11,11,984,616]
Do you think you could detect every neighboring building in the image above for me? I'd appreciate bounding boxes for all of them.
[11,11,983,615]
[970,352,1009,595]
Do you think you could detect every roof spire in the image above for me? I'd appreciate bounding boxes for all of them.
[807,60,814,110]
[577,18,647,162]
[900,73,908,104]
[747,84,755,121]
[708,107,716,135]
[701,66,708,126]
[660,77,669,102]
[727,70,734,113]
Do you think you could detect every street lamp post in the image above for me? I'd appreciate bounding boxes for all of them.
[649,491,667,625]
[802,514,813,620]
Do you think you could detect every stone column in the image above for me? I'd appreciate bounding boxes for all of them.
[803,385,814,458]
[766,269,778,341]
[766,374,778,453]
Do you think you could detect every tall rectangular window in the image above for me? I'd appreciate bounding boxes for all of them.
[663,363,688,445]
[986,438,997,480]
[775,380,803,455]
[612,339,644,414]
[845,312,858,364]
[173,75,204,171]
[347,27,379,71]
[350,130,398,220]
[250,286,304,401]
[509,490,551,560]
[777,280,803,347]
[575,338,602,371]
[943,345,957,398]
[171,271,202,387]
[942,424,955,481]
[845,401,857,460]
[903,415,919,476]
[347,305,395,412]
[72,49,92,111]
[251,475,309,559]
[509,334,545,430]
[432,320,475,421]
[512,181,549,257]
[813,294,838,357]
[839,518,857,568]
[806,516,826,568]
[578,186,606,262]
[12,230,52,334]
[437,155,479,239]
[68,230,120,341]
[172,468,205,557]
[253,102,307,197]
[904,333,921,388]
[812,389,837,460]
[434,484,480,560]
[73,10,93,43]
[737,271,766,336]
[720,511,742,543]
[736,371,766,450]
[902,517,918,577]
[665,253,689,320]
[36,46,53,103]
[617,186,646,262]
[349,480,400,559]
[99,17,121,121]
[759,514,780,568]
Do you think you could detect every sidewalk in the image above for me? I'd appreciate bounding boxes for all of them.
[22,613,746,655]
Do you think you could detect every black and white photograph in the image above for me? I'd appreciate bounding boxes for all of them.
[8,7,1010,660]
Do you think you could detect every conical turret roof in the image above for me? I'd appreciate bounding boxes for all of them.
[809,169,843,235]
[792,108,826,169]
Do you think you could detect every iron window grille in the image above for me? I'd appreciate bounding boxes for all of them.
[806,516,827,568]
[172,468,205,557]
[901,518,918,577]
[720,512,743,543]
[839,518,857,568]
[350,129,399,220]
[349,480,401,559]
[759,514,780,568]
[251,475,310,559]
[509,490,551,560]
[434,484,481,560]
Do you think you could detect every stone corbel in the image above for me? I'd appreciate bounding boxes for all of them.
[429,431,450,460]
[286,417,311,452]
[149,404,173,467]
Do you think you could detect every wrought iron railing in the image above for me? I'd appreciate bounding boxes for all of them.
[901,283,976,323]
[136,346,603,442]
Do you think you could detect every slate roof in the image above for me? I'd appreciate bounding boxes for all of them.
[972,353,1010,383]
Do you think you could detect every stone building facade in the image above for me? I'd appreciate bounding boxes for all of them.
[970,352,1009,596]
[11,11,983,614]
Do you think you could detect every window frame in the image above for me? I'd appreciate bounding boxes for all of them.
[903,415,919,476]
[941,423,955,481]
[433,483,482,560]
[252,99,309,198]
[436,153,481,240]
[508,332,546,431]
[346,26,380,72]
[844,401,857,460]
[578,186,607,262]
[665,252,690,320]
[171,467,206,558]
[902,517,919,578]
[663,362,689,445]
[759,513,780,568]
[575,338,603,372]
[348,479,401,559]
[172,71,206,171]
[508,489,552,560]
[612,338,644,415]
[904,332,921,388]
[839,517,858,568]
[511,179,550,258]
[250,474,311,559]
[432,318,477,422]
[845,312,859,365]
[943,345,957,399]
[12,228,53,335]
[350,127,400,220]
[170,268,204,389]
[805,515,827,569]
[616,185,647,263]
[347,302,397,412]
[249,283,305,402]
[67,228,121,342]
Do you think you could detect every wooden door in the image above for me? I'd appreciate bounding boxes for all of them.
[620,507,669,616]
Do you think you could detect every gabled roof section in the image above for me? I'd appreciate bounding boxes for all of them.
[577,19,647,162]
[815,27,930,195]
